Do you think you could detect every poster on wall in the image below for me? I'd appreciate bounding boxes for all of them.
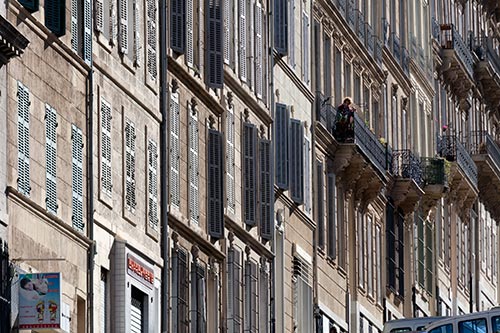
[18,272,61,329]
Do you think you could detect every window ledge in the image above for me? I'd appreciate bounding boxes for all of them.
[96,33,113,54]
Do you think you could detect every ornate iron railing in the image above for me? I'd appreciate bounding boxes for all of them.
[470,131,500,171]
[432,18,441,42]
[374,38,383,66]
[316,92,336,133]
[382,18,390,47]
[440,24,475,79]
[438,135,478,188]
[392,32,401,64]
[356,10,365,41]
[402,48,410,75]
[475,36,500,76]
[366,23,374,54]
[347,0,356,29]
[336,0,346,14]
[391,150,424,186]
[421,157,447,186]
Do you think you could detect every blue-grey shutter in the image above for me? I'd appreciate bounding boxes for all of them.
[223,0,231,64]
[20,0,39,11]
[71,0,79,52]
[125,119,137,211]
[254,2,263,98]
[275,103,289,189]
[244,260,258,333]
[119,0,128,53]
[226,109,236,213]
[227,248,242,332]
[17,82,31,197]
[327,173,336,259]
[259,263,269,333]
[289,119,304,204]
[206,0,224,88]
[170,0,186,53]
[274,0,287,54]
[146,0,157,80]
[317,161,324,249]
[243,123,257,227]
[186,0,194,66]
[45,0,66,36]
[45,105,58,215]
[100,99,112,197]
[301,12,309,84]
[170,93,180,208]
[260,138,273,240]
[208,129,224,239]
[83,0,92,64]
[71,125,84,231]
[238,0,247,81]
[172,248,189,331]
[189,110,200,223]
[288,0,294,66]
[148,139,159,230]
[304,137,311,214]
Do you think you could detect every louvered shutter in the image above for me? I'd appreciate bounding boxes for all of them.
[83,0,92,64]
[45,0,66,36]
[227,248,242,333]
[259,264,269,333]
[245,261,258,333]
[243,123,257,227]
[189,110,200,223]
[186,0,194,66]
[110,0,117,43]
[17,82,31,197]
[71,0,79,52]
[146,0,157,80]
[288,0,294,65]
[226,109,235,213]
[223,0,231,64]
[246,0,253,88]
[45,105,58,215]
[100,272,107,333]
[119,0,128,53]
[238,0,247,81]
[171,249,179,332]
[289,119,304,204]
[133,0,140,65]
[206,0,224,88]
[208,129,224,239]
[172,248,189,331]
[125,119,137,211]
[72,125,84,231]
[148,139,159,230]
[170,0,185,53]
[19,0,39,12]
[100,99,112,197]
[254,3,263,98]
[293,256,313,333]
[169,93,180,208]
[95,0,104,32]
[317,161,324,249]
[260,139,273,240]
[327,173,337,259]
[301,12,309,83]
[275,103,289,189]
[274,0,287,54]
[304,137,311,214]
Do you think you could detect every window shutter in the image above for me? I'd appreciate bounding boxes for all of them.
[100,99,112,197]
[17,82,31,197]
[304,137,311,214]
[274,0,287,54]
[293,256,313,333]
[84,0,92,64]
[100,271,107,333]
[146,0,157,80]
[170,0,186,53]
[327,173,336,259]
[169,92,180,208]
[223,0,231,64]
[71,125,84,231]
[186,0,194,66]
[172,248,189,331]
[45,105,58,215]
[133,0,141,65]
[246,0,254,88]
[289,119,304,204]
[238,0,247,81]
[208,129,224,239]
[19,0,39,12]
[288,0,294,66]
[125,119,137,212]
[119,0,128,53]
[259,263,269,333]
[95,0,104,32]
[245,261,258,333]
[45,0,66,36]
[71,0,79,52]
[188,110,200,223]
[227,248,242,332]
[110,0,117,44]
[243,123,257,227]
[206,0,224,88]
[226,108,236,213]
[275,103,289,189]
[260,138,273,240]
[317,161,324,249]
[148,139,159,230]
[301,12,309,83]
[254,2,263,98]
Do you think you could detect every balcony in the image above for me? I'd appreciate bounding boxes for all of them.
[431,18,441,43]
[421,158,448,215]
[438,24,475,100]
[366,23,374,54]
[356,10,365,42]
[438,135,478,217]
[479,0,500,24]
[315,93,338,155]
[474,37,500,110]
[347,0,356,30]
[470,133,500,222]
[391,32,402,65]
[402,48,410,75]
[0,16,29,67]
[388,150,424,215]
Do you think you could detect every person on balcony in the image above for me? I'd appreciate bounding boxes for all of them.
[336,97,356,142]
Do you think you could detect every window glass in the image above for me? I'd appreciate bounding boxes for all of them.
[429,324,453,333]
[458,319,487,333]
[390,328,411,333]
[492,316,500,333]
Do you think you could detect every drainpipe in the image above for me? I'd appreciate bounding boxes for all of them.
[269,0,275,330]
[159,0,169,329]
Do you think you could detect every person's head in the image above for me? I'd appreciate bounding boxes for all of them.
[343,97,352,106]
[34,279,49,295]
[21,277,34,290]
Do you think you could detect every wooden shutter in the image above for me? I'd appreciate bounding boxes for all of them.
[274,0,287,54]
[100,99,112,197]
[119,0,128,53]
[146,0,157,80]
[17,82,31,197]
[169,92,180,208]
[227,248,242,333]
[45,0,66,36]
[45,105,58,215]
[172,248,189,332]
[71,0,79,52]
[208,129,224,239]
[317,161,324,249]
[293,256,313,333]
[275,103,289,189]
[148,139,159,230]
[83,0,92,64]
[327,173,336,259]
[301,12,309,83]
[254,2,263,98]
[238,0,247,81]
[304,137,311,214]
[245,261,258,333]
[186,0,194,66]
[133,0,140,65]
[125,119,137,211]
[206,0,224,88]
[188,110,200,223]
[288,0,294,65]
[243,123,257,227]
[170,0,186,53]
[226,108,235,213]
[19,0,39,12]
[223,0,231,64]
[110,0,117,43]
[259,263,269,333]
[95,0,104,32]
[289,119,304,204]
[71,125,84,231]
[246,0,253,88]
[260,138,273,240]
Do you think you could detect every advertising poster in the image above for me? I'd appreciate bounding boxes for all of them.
[18,272,61,329]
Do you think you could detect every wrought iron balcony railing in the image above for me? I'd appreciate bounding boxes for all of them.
[366,23,374,54]
[417,46,425,68]
[391,150,424,186]
[382,19,390,48]
[432,18,441,42]
[402,48,410,74]
[347,0,356,30]
[421,157,447,186]
[316,93,336,134]
[391,32,401,64]
[374,38,383,66]
[438,135,478,187]
[470,132,500,171]
[474,36,500,75]
[440,24,475,79]
[356,10,365,41]
[336,0,346,14]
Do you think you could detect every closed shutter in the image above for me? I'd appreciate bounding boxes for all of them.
[243,123,257,227]
[100,271,108,333]
[45,0,66,36]
[259,139,273,240]
[245,261,258,333]
[289,119,304,204]
[148,139,159,229]
[71,125,84,231]
[186,0,194,66]
[293,256,313,333]
[131,291,144,333]
[207,129,224,239]
[110,0,117,43]
[19,0,39,12]
[83,0,92,64]
[119,0,128,53]
[317,161,324,249]
[304,137,311,214]
[191,264,207,332]
[45,105,58,215]
[301,12,309,83]
[275,103,289,189]
[206,0,224,88]
[133,0,140,65]
[170,0,186,53]
[125,119,137,211]
[223,0,231,64]
[172,248,189,332]
[287,0,294,66]
[146,0,157,80]
[170,92,180,208]
[188,110,200,223]
[95,0,104,31]
[254,3,263,98]
[226,108,235,213]
[259,263,269,333]
[274,0,287,54]
[227,248,242,333]
[327,173,336,259]
[17,82,30,197]
[238,0,247,81]
[100,99,112,197]
[246,0,253,88]
[71,0,79,53]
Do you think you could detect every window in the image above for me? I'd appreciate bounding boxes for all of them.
[45,0,66,36]
[72,125,84,231]
[100,269,109,333]
[130,286,146,333]
[275,104,289,189]
[226,107,235,214]
[170,92,180,208]
[243,123,257,226]
[223,0,232,65]
[147,139,159,230]
[316,161,324,249]
[386,201,404,295]
[94,0,113,41]
[327,173,336,259]
[118,0,141,64]
[100,98,112,197]
[146,0,158,80]
[207,129,224,239]
[205,0,224,88]
[254,3,264,98]
[238,0,247,81]
[458,318,486,333]
[244,260,258,333]
[259,138,273,240]
[324,34,331,96]
[45,105,58,214]
[337,189,346,269]
[170,0,186,53]
[301,11,309,84]
[334,47,342,103]
[367,216,373,296]
[290,119,304,204]
[188,108,199,224]
[259,262,269,333]
[274,0,287,55]
[293,254,313,333]
[191,263,207,332]
[172,248,189,333]
[124,119,137,212]
[358,211,365,289]
[376,225,382,304]
[227,248,242,333]
[17,82,31,197]
[344,62,351,98]
[428,324,453,333]
[71,0,91,63]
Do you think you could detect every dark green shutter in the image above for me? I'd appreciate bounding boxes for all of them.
[19,0,39,12]
[274,0,287,54]
[260,139,273,240]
